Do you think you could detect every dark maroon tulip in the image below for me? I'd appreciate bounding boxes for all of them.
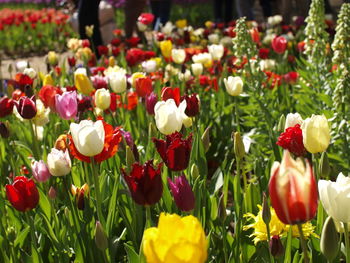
[153,132,192,171]
[145,92,158,115]
[0,122,9,138]
[0,97,14,118]
[168,174,195,211]
[6,176,39,212]
[269,235,284,257]
[15,96,37,119]
[181,93,200,117]
[122,161,163,206]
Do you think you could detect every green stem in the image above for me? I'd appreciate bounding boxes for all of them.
[91,158,106,226]
[234,97,241,133]
[145,206,152,229]
[265,223,275,263]
[29,120,40,160]
[297,224,309,263]
[25,212,37,256]
[344,223,350,263]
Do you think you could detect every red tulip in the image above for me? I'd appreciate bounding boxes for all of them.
[259,48,270,59]
[168,174,195,211]
[181,93,200,117]
[276,124,306,157]
[145,92,158,115]
[122,161,163,206]
[138,13,154,25]
[271,36,287,54]
[283,71,299,84]
[135,77,153,98]
[67,56,76,67]
[0,97,14,118]
[153,132,192,171]
[161,87,180,106]
[15,96,37,119]
[39,85,62,110]
[6,176,39,212]
[269,151,318,225]
[97,45,109,56]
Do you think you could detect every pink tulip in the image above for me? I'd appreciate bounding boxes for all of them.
[55,91,78,120]
[272,36,287,54]
[168,174,195,211]
[32,160,51,183]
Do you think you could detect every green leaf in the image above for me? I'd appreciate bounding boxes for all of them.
[124,243,140,263]
[38,188,51,221]
[14,226,30,248]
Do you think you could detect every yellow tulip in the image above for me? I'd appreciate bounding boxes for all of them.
[175,19,187,29]
[74,73,94,96]
[43,74,54,86]
[143,213,207,263]
[159,40,172,59]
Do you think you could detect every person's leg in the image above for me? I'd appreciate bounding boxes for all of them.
[78,0,102,47]
[214,0,223,22]
[125,0,147,38]
[294,0,310,18]
[159,0,172,25]
[280,0,292,23]
[236,0,254,20]
[150,0,161,27]
[259,0,272,18]
[224,0,233,23]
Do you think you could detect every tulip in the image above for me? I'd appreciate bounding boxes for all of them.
[319,173,350,223]
[135,77,153,98]
[191,63,203,76]
[320,216,340,262]
[39,85,62,110]
[23,68,37,79]
[145,92,158,115]
[153,132,192,171]
[95,221,108,251]
[54,134,68,151]
[47,51,59,66]
[171,49,186,64]
[269,151,318,224]
[154,99,187,135]
[182,93,200,117]
[47,148,71,176]
[94,88,111,110]
[138,13,154,25]
[15,96,37,119]
[70,120,105,157]
[31,160,51,183]
[71,183,89,210]
[55,91,78,120]
[269,235,284,257]
[74,68,94,96]
[159,40,172,59]
[224,76,243,96]
[122,161,163,206]
[108,72,127,93]
[285,112,303,130]
[33,99,50,126]
[0,122,10,138]
[161,87,180,105]
[143,213,207,263]
[301,114,330,153]
[6,176,39,212]
[168,175,195,211]
[208,44,224,60]
[276,124,306,157]
[192,53,212,68]
[0,97,14,118]
[271,36,287,54]
[43,74,54,86]
[142,60,157,73]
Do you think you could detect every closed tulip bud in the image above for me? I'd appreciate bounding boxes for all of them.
[201,126,210,152]
[43,74,54,86]
[233,132,245,159]
[269,151,318,224]
[319,152,330,178]
[47,149,71,176]
[224,76,243,96]
[277,114,286,132]
[191,63,203,76]
[109,56,115,67]
[269,235,284,257]
[0,121,10,138]
[145,92,158,115]
[85,25,94,38]
[262,192,271,225]
[31,160,51,183]
[171,49,186,64]
[191,163,200,179]
[159,40,172,59]
[108,72,127,93]
[95,221,108,251]
[301,114,330,153]
[320,216,339,261]
[126,145,135,171]
[71,183,89,210]
[55,91,78,120]
[74,68,94,96]
[54,134,68,151]
[94,88,111,110]
[168,174,195,211]
[48,186,57,199]
[47,51,58,66]
[15,96,37,119]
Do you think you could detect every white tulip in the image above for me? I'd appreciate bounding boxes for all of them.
[191,63,203,76]
[94,88,111,110]
[70,120,105,157]
[285,113,303,130]
[23,68,37,79]
[47,149,71,176]
[142,60,157,73]
[224,76,243,96]
[208,44,224,60]
[171,49,186,64]
[108,72,127,93]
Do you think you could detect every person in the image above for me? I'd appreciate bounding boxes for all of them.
[213,0,234,23]
[150,0,172,29]
[124,0,147,38]
[78,0,103,48]
[235,0,255,20]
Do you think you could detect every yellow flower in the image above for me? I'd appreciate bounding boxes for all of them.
[74,70,94,96]
[176,19,187,29]
[47,51,58,66]
[244,205,317,245]
[205,21,214,29]
[143,213,207,263]
[131,72,146,87]
[43,74,54,86]
[159,40,172,59]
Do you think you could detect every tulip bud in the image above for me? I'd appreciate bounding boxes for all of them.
[201,126,210,152]
[47,51,58,66]
[108,72,126,93]
[126,145,135,171]
[320,216,339,261]
[109,56,115,67]
[7,227,16,243]
[85,25,94,38]
[47,149,72,176]
[224,76,243,96]
[43,74,54,86]
[233,132,245,159]
[0,121,10,138]
[262,192,271,226]
[168,174,195,211]
[32,160,52,183]
[145,92,158,115]
[191,163,200,179]
[277,114,286,132]
[48,186,57,200]
[71,184,89,210]
[15,96,37,119]
[191,63,203,76]
[54,134,68,151]
[269,235,284,257]
[94,88,111,110]
[319,152,331,178]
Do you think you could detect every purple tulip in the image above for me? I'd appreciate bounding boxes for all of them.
[32,160,51,183]
[15,96,37,119]
[55,91,78,120]
[145,92,158,115]
[168,174,195,211]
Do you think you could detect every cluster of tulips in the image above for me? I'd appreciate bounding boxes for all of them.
[1,0,350,261]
